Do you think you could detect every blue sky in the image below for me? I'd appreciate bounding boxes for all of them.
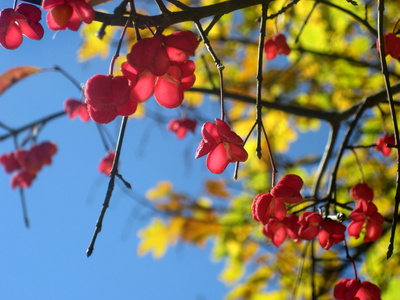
[0,1,235,299]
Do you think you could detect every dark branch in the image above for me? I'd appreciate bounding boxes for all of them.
[94,0,269,29]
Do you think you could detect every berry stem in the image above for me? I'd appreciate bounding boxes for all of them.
[392,18,400,33]
[350,148,365,183]
[343,237,358,280]
[109,19,131,76]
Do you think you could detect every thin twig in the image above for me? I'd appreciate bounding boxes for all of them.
[294,2,318,44]
[255,2,268,159]
[343,237,358,280]
[292,242,309,300]
[316,0,377,36]
[327,102,368,211]
[350,148,365,183]
[0,111,66,142]
[263,0,301,21]
[87,116,129,257]
[18,187,29,228]
[194,21,225,120]
[312,123,339,198]
[154,0,171,15]
[53,66,83,91]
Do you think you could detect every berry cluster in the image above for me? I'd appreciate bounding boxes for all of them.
[121,31,198,109]
[0,142,57,189]
[84,31,198,124]
[251,174,382,299]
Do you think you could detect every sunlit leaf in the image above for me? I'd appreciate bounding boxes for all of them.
[78,20,115,62]
[181,215,220,247]
[137,219,169,259]
[220,258,245,284]
[146,181,173,201]
[137,217,184,259]
[0,66,42,96]
[205,179,230,198]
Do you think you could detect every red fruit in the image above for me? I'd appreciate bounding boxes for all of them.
[348,200,384,242]
[264,33,291,61]
[154,61,196,108]
[334,278,362,300]
[49,4,73,27]
[298,212,323,240]
[84,74,138,124]
[262,219,287,247]
[350,183,374,202]
[271,174,303,203]
[355,281,381,300]
[282,214,301,241]
[98,151,115,176]
[375,133,395,157]
[64,98,90,122]
[167,118,197,139]
[0,4,44,50]
[0,152,21,173]
[42,0,95,31]
[195,119,248,174]
[318,219,346,250]
[378,33,400,59]
[164,31,199,62]
[31,142,58,166]
[126,34,170,76]
[16,148,43,174]
[11,170,36,189]
[252,193,286,224]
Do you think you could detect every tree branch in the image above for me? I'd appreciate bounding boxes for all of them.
[94,0,270,29]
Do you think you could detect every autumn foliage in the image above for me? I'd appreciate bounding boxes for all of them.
[3,0,400,299]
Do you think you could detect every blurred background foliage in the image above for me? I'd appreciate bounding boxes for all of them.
[73,0,400,298]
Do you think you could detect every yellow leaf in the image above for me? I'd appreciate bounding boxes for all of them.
[220,258,245,284]
[146,181,173,201]
[155,198,183,212]
[0,66,42,96]
[184,91,204,107]
[137,217,185,259]
[137,219,169,259]
[130,102,145,119]
[78,20,115,62]
[167,217,185,244]
[181,215,220,246]
[205,179,230,198]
